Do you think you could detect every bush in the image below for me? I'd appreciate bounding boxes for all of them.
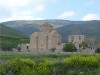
[79,42,88,49]
[95,48,100,53]
[0,55,100,75]
[64,55,100,75]
[64,56,99,68]
[63,42,77,52]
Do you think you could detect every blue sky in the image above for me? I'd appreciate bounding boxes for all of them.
[0,0,100,22]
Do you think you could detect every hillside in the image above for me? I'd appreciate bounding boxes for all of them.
[56,20,100,42]
[1,20,72,36]
[0,24,29,50]
[0,24,26,37]
[1,20,100,43]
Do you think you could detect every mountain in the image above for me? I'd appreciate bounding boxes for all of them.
[1,20,73,36]
[1,20,100,43]
[0,24,29,50]
[56,20,100,42]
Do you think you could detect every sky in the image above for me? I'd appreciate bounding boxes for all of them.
[0,0,100,22]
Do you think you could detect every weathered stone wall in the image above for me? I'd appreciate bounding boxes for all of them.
[29,23,62,51]
[40,23,53,32]
[68,35,85,49]
[18,43,29,52]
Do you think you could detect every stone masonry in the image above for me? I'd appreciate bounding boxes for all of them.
[29,23,61,51]
[68,35,85,49]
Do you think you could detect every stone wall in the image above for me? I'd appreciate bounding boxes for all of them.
[68,35,85,49]
[29,23,62,51]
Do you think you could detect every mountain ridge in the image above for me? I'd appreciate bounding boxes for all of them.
[0,20,100,43]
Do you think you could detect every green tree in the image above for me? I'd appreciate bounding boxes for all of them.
[79,42,88,49]
[63,42,77,52]
[95,48,100,53]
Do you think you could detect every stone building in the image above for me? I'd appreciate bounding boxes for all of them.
[18,43,30,52]
[68,35,85,49]
[29,23,61,51]
[86,37,100,49]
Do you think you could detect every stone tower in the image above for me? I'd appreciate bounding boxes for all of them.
[68,35,85,49]
[29,23,61,51]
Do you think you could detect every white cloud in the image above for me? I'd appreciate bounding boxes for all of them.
[0,0,29,7]
[58,11,76,19]
[0,0,56,22]
[0,15,44,23]
[82,14,100,21]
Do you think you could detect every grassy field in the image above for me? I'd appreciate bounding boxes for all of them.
[0,53,99,60]
[0,53,71,60]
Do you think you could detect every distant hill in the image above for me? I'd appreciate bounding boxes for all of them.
[0,24,26,37]
[0,24,29,50]
[56,20,100,42]
[1,20,100,43]
[1,20,73,36]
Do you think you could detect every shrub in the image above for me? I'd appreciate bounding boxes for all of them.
[64,56,99,68]
[95,48,100,53]
[79,42,88,49]
[63,42,77,52]
[64,55,100,75]
[0,55,100,75]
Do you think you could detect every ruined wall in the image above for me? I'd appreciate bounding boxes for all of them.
[68,35,85,49]
[29,23,61,51]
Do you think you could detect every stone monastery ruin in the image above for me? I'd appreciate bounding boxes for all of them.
[29,23,61,51]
